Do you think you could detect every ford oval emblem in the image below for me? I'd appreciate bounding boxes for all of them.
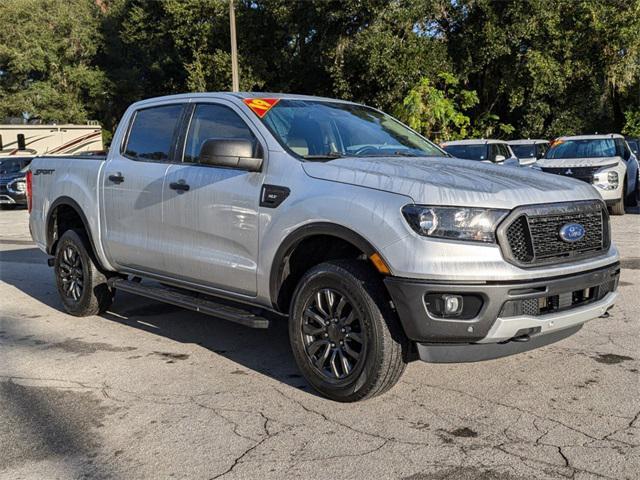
[559,223,585,243]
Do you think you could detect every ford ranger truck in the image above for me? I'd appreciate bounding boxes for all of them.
[536,134,639,215]
[28,93,620,402]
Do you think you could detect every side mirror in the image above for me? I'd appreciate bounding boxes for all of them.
[199,138,263,172]
[494,154,506,163]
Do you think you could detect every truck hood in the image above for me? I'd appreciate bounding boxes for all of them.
[536,156,620,169]
[302,156,599,209]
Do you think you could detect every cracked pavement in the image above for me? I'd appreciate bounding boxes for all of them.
[0,208,638,480]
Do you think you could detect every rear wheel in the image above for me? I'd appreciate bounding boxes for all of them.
[54,229,114,316]
[289,260,408,402]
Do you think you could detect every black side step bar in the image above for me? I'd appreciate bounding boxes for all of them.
[107,278,269,329]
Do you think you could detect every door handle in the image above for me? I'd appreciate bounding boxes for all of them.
[169,181,190,192]
[108,172,124,183]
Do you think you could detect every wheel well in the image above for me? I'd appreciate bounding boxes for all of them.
[274,234,369,313]
[47,203,88,256]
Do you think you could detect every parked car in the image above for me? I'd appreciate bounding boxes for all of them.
[507,139,549,166]
[0,156,32,207]
[28,93,620,401]
[441,139,520,166]
[536,134,638,215]
[626,137,639,157]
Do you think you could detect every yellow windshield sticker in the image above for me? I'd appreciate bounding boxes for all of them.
[243,98,279,118]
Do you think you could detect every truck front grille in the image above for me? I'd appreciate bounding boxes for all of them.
[540,166,600,183]
[499,201,609,267]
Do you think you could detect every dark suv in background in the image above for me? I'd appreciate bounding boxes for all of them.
[0,156,32,208]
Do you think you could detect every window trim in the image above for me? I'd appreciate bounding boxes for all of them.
[121,103,187,164]
[178,101,262,167]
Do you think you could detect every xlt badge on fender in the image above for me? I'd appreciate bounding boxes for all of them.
[260,184,290,208]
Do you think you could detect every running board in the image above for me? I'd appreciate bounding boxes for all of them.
[107,278,269,329]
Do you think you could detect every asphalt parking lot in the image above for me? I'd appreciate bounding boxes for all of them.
[0,208,638,480]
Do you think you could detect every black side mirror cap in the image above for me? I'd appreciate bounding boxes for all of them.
[199,138,263,172]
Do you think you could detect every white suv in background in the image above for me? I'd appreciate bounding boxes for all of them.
[507,139,549,166]
[536,134,639,215]
[441,139,520,167]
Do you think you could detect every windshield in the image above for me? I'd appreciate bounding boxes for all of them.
[442,144,488,161]
[545,139,623,159]
[0,158,31,174]
[628,140,639,155]
[258,100,443,159]
[510,144,536,158]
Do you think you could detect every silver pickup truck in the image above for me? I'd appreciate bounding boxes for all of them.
[28,93,620,402]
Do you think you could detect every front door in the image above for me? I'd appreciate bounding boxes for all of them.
[102,103,185,274]
[161,102,263,295]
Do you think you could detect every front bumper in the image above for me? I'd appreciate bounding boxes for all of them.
[384,262,620,357]
[0,183,27,205]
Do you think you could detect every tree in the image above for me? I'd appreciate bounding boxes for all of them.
[0,0,108,123]
[436,0,640,138]
[394,73,478,141]
[623,109,640,137]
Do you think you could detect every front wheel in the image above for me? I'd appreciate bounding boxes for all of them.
[54,229,114,316]
[610,191,626,215]
[289,260,408,402]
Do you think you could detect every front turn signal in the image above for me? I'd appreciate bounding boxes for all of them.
[369,252,391,275]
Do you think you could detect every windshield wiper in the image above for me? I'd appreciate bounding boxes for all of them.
[388,150,420,157]
[302,153,344,161]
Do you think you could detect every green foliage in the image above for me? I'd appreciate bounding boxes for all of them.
[0,0,638,142]
[394,73,478,142]
[0,0,108,123]
[623,110,640,138]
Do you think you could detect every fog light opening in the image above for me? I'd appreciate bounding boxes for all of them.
[442,294,463,316]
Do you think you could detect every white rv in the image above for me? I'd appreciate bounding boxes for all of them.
[0,124,103,156]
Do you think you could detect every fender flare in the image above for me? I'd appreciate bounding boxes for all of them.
[46,196,99,260]
[268,222,378,309]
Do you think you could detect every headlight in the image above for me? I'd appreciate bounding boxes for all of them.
[593,170,619,190]
[9,180,26,193]
[402,205,508,243]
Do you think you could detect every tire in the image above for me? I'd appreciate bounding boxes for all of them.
[289,260,408,402]
[610,188,626,216]
[54,229,114,316]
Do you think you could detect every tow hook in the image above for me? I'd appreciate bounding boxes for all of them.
[599,305,615,318]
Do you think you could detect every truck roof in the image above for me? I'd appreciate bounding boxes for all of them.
[130,92,356,109]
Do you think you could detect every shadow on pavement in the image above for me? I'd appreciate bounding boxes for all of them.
[0,248,312,392]
[1,245,311,393]
[102,291,312,392]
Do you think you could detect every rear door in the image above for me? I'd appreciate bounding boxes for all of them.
[101,103,186,273]
[161,101,264,295]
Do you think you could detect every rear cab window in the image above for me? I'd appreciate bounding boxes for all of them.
[123,104,184,162]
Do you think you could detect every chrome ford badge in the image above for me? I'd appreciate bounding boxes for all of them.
[559,223,585,243]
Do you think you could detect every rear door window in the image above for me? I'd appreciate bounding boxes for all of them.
[183,104,256,163]
[124,104,184,161]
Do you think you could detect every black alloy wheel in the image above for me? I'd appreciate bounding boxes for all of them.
[302,288,366,380]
